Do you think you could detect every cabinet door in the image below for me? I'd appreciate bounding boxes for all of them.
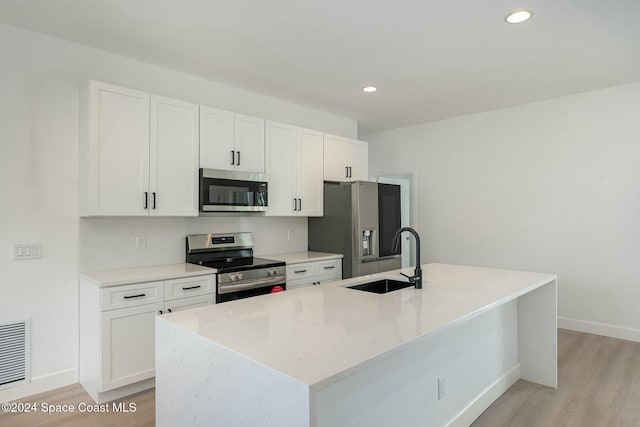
[165,294,214,313]
[296,127,324,216]
[347,139,369,181]
[323,133,349,182]
[88,81,150,215]
[150,95,199,216]
[200,106,235,171]
[100,302,164,392]
[265,121,296,216]
[235,114,265,173]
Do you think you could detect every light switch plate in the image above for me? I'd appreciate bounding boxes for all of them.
[14,243,42,260]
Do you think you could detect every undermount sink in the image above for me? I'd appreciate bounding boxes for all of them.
[346,279,413,294]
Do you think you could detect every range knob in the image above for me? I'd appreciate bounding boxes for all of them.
[236,272,243,280]
[228,273,237,281]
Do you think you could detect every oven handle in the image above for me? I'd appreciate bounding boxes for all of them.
[218,276,286,294]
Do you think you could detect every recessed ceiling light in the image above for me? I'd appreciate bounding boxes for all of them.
[362,86,378,93]
[505,10,532,24]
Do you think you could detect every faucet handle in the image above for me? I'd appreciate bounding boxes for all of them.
[399,272,415,283]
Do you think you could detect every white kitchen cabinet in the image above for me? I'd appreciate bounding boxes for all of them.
[265,121,323,216]
[286,258,342,290]
[80,272,215,403]
[150,95,199,216]
[199,106,235,171]
[296,127,324,216]
[165,294,214,313]
[200,107,265,173]
[100,302,164,392]
[235,114,265,173]
[81,81,198,217]
[83,81,150,216]
[323,134,369,182]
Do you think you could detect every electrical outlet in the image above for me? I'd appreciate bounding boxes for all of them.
[14,243,42,260]
[287,230,294,241]
[135,236,146,250]
[437,377,446,400]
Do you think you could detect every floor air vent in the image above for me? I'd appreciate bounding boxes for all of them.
[0,319,31,390]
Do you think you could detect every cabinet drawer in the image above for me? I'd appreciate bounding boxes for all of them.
[286,263,315,281]
[167,294,214,313]
[100,281,164,311]
[286,277,314,290]
[314,259,341,277]
[164,275,214,301]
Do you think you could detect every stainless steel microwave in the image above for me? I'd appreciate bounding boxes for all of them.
[199,169,268,212]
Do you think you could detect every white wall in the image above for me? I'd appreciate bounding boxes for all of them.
[0,22,357,401]
[365,82,640,341]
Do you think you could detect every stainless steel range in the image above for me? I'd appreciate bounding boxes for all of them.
[186,232,286,303]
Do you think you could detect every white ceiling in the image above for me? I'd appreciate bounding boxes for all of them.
[1,0,639,134]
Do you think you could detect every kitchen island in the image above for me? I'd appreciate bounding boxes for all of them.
[156,263,557,427]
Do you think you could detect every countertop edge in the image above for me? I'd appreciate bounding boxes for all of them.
[261,251,344,265]
[80,264,216,288]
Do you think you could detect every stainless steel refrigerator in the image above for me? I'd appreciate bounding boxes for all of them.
[308,181,402,279]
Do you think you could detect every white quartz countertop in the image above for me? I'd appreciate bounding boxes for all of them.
[261,251,343,264]
[160,263,556,387]
[81,263,215,287]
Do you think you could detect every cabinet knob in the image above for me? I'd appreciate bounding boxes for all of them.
[158,310,163,315]
[167,308,172,313]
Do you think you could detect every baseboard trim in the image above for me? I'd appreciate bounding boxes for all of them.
[0,367,78,403]
[558,317,640,343]
[444,363,521,427]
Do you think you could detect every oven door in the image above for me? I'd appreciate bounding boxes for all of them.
[217,277,286,303]
[200,169,268,212]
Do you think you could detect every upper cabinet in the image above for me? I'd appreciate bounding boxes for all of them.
[81,81,198,217]
[323,134,368,182]
[149,95,199,217]
[265,122,323,217]
[200,107,265,173]
[80,81,365,218]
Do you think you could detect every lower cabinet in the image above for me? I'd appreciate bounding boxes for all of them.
[100,302,164,392]
[286,258,342,290]
[80,274,215,403]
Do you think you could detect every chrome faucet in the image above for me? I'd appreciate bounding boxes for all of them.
[391,227,422,289]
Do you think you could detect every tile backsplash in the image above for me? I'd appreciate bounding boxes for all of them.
[80,216,308,271]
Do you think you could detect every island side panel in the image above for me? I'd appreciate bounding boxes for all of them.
[518,278,558,388]
[156,317,311,427]
[311,301,519,427]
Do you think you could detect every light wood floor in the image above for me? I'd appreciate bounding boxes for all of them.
[1,329,639,426]
[473,329,640,427]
